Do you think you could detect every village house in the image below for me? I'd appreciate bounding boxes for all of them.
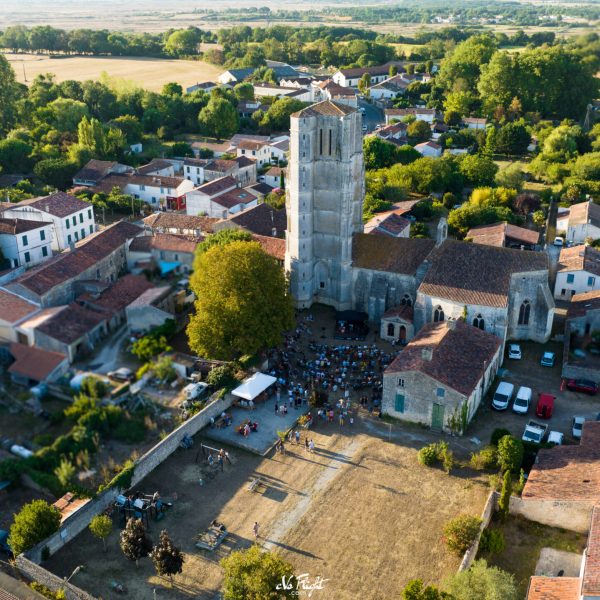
[218,64,299,85]
[371,122,408,143]
[203,158,238,182]
[0,288,40,343]
[142,213,218,237]
[314,80,359,107]
[368,74,410,100]
[555,245,600,299]
[557,200,600,245]
[0,218,54,268]
[72,159,130,187]
[4,342,68,386]
[379,304,415,344]
[414,141,442,157]
[213,202,286,238]
[384,107,437,124]
[4,221,142,307]
[1,192,96,252]
[126,286,175,333]
[462,117,488,130]
[266,138,290,164]
[264,166,284,188]
[185,81,218,94]
[128,233,200,276]
[136,158,176,177]
[183,157,208,185]
[381,320,502,432]
[466,221,540,250]
[236,140,272,167]
[364,211,411,238]
[185,176,238,217]
[332,64,396,88]
[237,99,263,118]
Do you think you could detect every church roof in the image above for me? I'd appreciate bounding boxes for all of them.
[291,101,356,119]
[419,239,549,308]
[352,234,435,275]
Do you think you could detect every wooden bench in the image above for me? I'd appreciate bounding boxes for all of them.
[247,477,264,493]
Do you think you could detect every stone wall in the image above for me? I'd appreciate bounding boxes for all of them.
[508,496,593,533]
[16,391,233,592]
[459,491,498,571]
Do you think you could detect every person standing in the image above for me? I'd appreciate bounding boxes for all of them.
[253,521,260,540]
[218,453,224,471]
[295,430,300,444]
[305,438,309,452]
[308,439,315,453]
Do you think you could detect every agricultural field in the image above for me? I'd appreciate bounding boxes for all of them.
[6,53,222,92]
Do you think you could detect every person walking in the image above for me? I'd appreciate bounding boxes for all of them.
[218,453,224,471]
[339,413,344,427]
[305,438,309,452]
[253,521,260,540]
[295,430,300,444]
[308,439,315,453]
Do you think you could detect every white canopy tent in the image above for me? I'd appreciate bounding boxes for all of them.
[232,373,277,401]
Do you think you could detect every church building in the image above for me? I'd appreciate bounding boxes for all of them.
[284,101,554,346]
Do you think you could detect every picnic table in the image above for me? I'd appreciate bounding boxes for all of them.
[195,520,228,551]
[247,476,264,493]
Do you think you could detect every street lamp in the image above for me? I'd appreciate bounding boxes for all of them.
[64,564,84,584]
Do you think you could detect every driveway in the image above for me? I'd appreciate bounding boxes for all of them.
[359,98,384,133]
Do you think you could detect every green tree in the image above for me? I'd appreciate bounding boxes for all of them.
[389,64,398,77]
[498,469,512,520]
[120,518,153,567]
[33,158,79,190]
[194,229,252,261]
[220,546,296,600]
[443,91,475,117]
[89,514,112,552]
[164,28,201,56]
[8,500,61,556]
[47,98,89,132]
[363,136,399,170]
[358,73,372,95]
[54,458,76,489]
[444,559,518,600]
[198,97,239,141]
[0,138,32,173]
[495,122,530,156]
[187,241,294,360]
[407,120,431,143]
[443,514,482,556]
[572,152,600,181]
[258,97,306,133]
[495,162,525,191]
[162,82,183,97]
[402,580,452,600]
[496,435,524,473]
[81,376,108,399]
[444,110,462,126]
[0,55,21,135]
[233,82,254,102]
[131,335,172,362]
[150,529,185,584]
[109,115,143,144]
[458,155,498,187]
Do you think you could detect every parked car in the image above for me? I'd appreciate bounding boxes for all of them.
[553,236,564,247]
[548,431,564,446]
[0,530,12,556]
[492,381,514,411]
[512,386,532,415]
[508,344,522,360]
[107,367,135,382]
[566,379,599,395]
[572,416,585,439]
[536,393,555,419]
[183,382,209,401]
[540,352,556,367]
[522,420,548,444]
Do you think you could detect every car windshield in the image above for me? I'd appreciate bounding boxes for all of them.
[574,422,583,430]
[527,431,542,442]
[515,398,527,406]
[494,394,508,403]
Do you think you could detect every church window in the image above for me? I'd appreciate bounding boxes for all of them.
[319,129,323,154]
[328,129,332,155]
[434,306,444,322]
[518,300,531,326]
[387,323,395,337]
[320,281,325,289]
[401,294,412,307]
[473,315,485,330]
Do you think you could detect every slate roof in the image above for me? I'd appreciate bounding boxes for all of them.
[129,233,200,254]
[523,421,600,502]
[212,188,257,209]
[526,577,580,600]
[8,342,66,381]
[136,159,173,175]
[143,213,218,233]
[364,212,411,237]
[36,303,106,344]
[419,239,549,308]
[0,218,51,234]
[558,245,600,277]
[352,233,435,275]
[291,101,356,119]
[385,320,501,396]
[467,222,540,247]
[18,192,90,218]
[224,203,286,237]
[9,221,141,296]
[78,274,154,315]
[0,289,39,323]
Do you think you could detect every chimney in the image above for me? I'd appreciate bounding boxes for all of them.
[447,319,457,330]
[421,347,433,361]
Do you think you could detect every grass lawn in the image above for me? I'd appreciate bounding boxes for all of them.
[390,43,427,57]
[479,514,587,598]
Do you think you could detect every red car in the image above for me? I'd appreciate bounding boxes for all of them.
[566,379,599,395]
[536,394,555,419]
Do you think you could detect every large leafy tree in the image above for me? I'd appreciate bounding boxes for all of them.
[187,240,294,360]
[198,97,239,141]
[363,136,400,170]
[402,580,453,600]
[220,546,296,600]
[89,514,112,552]
[120,518,153,566]
[457,154,498,188]
[0,54,22,135]
[444,560,518,600]
[150,530,185,583]
[8,500,61,556]
[0,138,33,174]
[495,122,530,156]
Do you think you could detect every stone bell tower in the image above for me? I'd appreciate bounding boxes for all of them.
[284,101,364,310]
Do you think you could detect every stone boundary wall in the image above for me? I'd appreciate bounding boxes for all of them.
[15,391,233,595]
[508,495,592,534]
[459,491,498,572]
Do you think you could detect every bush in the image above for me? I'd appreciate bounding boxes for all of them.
[469,446,498,471]
[206,364,236,389]
[443,514,482,556]
[418,443,439,466]
[418,441,454,474]
[490,428,511,446]
[479,528,505,555]
[80,376,108,399]
[8,500,62,556]
[30,582,66,599]
[497,436,524,473]
[113,417,146,444]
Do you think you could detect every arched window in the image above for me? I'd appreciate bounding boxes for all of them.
[473,314,485,330]
[401,294,412,307]
[518,300,531,326]
[434,306,444,322]
[387,323,395,337]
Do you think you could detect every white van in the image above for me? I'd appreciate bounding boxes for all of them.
[512,386,532,415]
[183,382,209,400]
[492,381,515,411]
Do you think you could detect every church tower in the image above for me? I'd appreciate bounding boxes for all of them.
[285,101,364,310]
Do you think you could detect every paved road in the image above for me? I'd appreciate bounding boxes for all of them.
[358,98,384,133]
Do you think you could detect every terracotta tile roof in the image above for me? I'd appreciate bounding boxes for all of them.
[292,101,356,119]
[338,64,398,78]
[583,505,600,595]
[183,158,209,167]
[53,493,91,523]
[235,155,256,168]
[128,286,171,308]
[415,141,441,151]
[195,176,237,196]
[526,577,580,600]
[36,303,106,344]
[419,239,549,308]
[205,159,238,172]
[225,203,286,237]
[143,213,218,233]
[148,233,201,253]
[569,200,600,228]
[237,140,267,151]
[78,274,154,315]
[558,245,600,277]
[463,117,487,125]
[73,159,118,183]
[18,191,90,218]
[523,421,600,502]
[265,166,284,177]
[386,108,436,117]
[0,289,39,323]
[93,172,186,194]
[385,320,501,396]
[252,234,285,260]
[0,217,52,234]
[370,74,410,90]
[319,80,357,97]
[8,342,66,382]
[467,222,540,247]
[382,304,413,321]
[136,159,173,175]
[364,212,410,237]
[567,290,600,318]
[247,182,273,196]
[212,188,257,209]
[9,221,141,296]
[352,233,435,275]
